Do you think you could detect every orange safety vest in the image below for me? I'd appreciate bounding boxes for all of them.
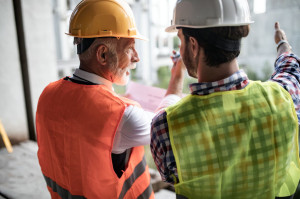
[36,78,154,199]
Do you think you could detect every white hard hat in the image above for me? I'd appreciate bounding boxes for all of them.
[166,0,254,32]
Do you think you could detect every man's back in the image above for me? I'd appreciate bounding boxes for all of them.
[165,81,300,199]
[36,78,153,198]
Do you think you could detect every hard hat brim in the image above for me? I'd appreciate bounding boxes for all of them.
[165,25,179,33]
[165,21,254,33]
[65,33,148,41]
[133,34,149,41]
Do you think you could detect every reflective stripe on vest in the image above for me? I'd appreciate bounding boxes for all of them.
[118,157,153,199]
[137,183,154,199]
[43,174,86,199]
[43,157,153,199]
[166,81,300,199]
[36,79,153,198]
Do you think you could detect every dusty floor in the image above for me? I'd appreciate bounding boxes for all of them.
[0,141,175,199]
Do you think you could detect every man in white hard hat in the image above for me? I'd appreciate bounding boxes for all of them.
[150,0,300,198]
[36,0,185,198]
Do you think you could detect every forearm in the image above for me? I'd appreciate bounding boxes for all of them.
[165,74,184,97]
[277,43,292,58]
[274,22,292,58]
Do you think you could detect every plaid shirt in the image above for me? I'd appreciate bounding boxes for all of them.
[150,53,300,184]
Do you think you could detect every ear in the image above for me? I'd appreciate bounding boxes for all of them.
[96,44,109,65]
[189,37,199,58]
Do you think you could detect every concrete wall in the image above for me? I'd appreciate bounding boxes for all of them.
[22,0,58,115]
[239,0,300,78]
[0,0,28,142]
[0,0,58,143]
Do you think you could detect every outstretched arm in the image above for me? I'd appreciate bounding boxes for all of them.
[271,22,300,123]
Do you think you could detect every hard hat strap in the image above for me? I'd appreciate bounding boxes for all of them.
[77,38,96,54]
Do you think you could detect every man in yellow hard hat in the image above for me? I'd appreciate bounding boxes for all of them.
[151,0,300,198]
[36,0,185,198]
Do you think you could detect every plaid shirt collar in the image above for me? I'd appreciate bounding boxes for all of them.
[189,69,250,95]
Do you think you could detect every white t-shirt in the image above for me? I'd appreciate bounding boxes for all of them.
[72,69,181,154]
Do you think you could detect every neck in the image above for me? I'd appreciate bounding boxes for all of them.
[197,59,239,83]
[79,62,114,82]
[79,63,95,74]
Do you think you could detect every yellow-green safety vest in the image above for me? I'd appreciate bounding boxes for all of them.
[166,81,300,199]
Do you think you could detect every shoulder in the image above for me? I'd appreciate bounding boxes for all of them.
[254,81,291,97]
[38,79,65,100]
[151,110,169,135]
[165,94,193,115]
[251,81,294,109]
[43,78,64,90]
[119,96,141,108]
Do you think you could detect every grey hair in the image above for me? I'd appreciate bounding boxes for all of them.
[73,37,83,45]
[74,37,118,65]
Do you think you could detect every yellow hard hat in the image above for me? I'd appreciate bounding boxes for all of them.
[67,0,147,40]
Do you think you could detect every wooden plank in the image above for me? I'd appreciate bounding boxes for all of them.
[0,120,13,153]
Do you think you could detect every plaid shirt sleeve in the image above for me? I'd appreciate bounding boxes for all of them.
[150,110,178,184]
[270,53,300,123]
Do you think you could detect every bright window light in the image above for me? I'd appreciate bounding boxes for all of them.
[254,0,266,14]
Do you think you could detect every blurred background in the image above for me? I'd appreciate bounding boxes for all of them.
[1,0,300,146]
[0,0,300,198]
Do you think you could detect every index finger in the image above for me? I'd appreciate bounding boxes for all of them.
[275,22,280,30]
